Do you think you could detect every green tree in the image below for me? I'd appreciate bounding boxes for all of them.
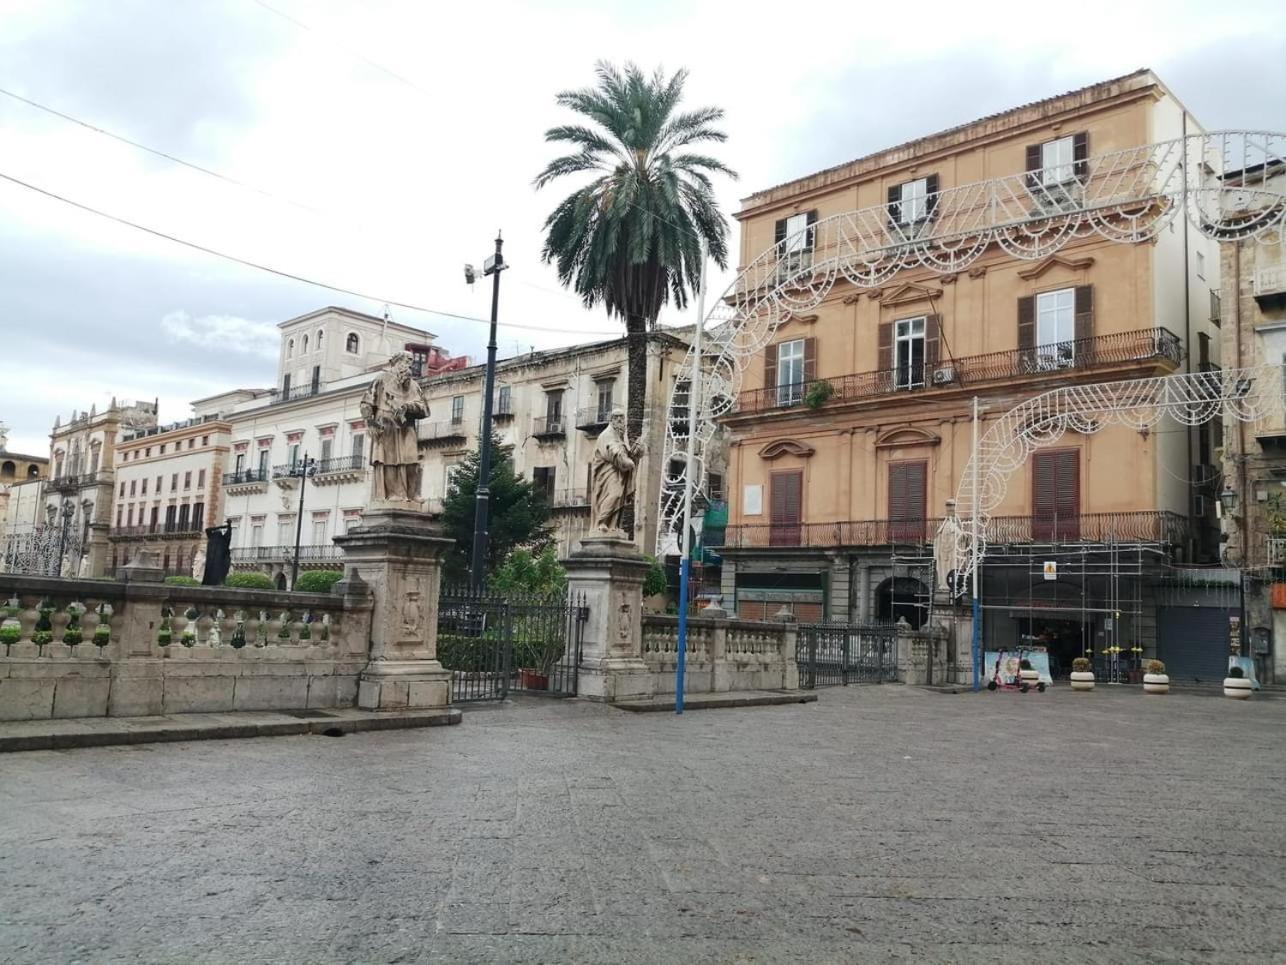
[491,547,567,599]
[441,431,554,585]
[535,62,736,526]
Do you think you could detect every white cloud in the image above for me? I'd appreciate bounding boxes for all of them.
[160,310,279,359]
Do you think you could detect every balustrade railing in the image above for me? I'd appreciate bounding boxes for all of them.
[230,544,342,562]
[315,454,365,474]
[735,328,1182,414]
[720,511,1188,549]
[417,421,468,444]
[109,523,205,539]
[223,468,268,486]
[532,416,566,437]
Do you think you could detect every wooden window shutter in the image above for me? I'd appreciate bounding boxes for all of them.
[1073,132,1089,182]
[878,321,894,371]
[1018,296,1035,352]
[803,337,818,384]
[774,218,787,247]
[924,314,942,368]
[764,343,778,390]
[771,471,803,524]
[925,174,940,219]
[888,463,907,520]
[1025,143,1042,189]
[887,184,901,227]
[1074,285,1095,364]
[908,462,926,519]
[806,209,818,250]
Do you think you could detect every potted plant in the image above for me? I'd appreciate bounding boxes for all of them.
[157,607,173,648]
[515,626,565,691]
[32,599,54,656]
[63,602,85,652]
[804,380,835,409]
[1070,656,1095,691]
[1142,658,1169,695]
[0,597,21,655]
[1223,664,1252,700]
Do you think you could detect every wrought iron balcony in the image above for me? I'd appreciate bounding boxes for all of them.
[315,454,365,475]
[1268,537,1286,566]
[734,328,1182,415]
[574,406,612,433]
[417,421,468,447]
[491,404,514,421]
[46,471,109,493]
[719,511,1188,550]
[109,523,204,540]
[533,416,566,439]
[273,383,321,404]
[222,468,268,486]
[230,544,343,563]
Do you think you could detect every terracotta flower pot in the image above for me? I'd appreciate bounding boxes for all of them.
[1222,677,1252,699]
[1142,672,1169,694]
[1069,671,1096,692]
[520,669,549,691]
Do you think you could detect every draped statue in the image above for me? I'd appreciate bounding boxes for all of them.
[360,354,429,504]
[589,410,643,536]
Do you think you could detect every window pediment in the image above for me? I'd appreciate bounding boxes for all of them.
[870,282,941,308]
[1017,254,1095,280]
[758,439,815,460]
[875,427,941,449]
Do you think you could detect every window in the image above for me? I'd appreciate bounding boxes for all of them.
[776,338,805,405]
[774,211,816,277]
[119,482,125,498]
[192,502,204,531]
[126,505,134,527]
[888,461,927,542]
[316,329,324,349]
[145,447,151,457]
[257,449,270,476]
[311,365,320,392]
[346,333,360,354]
[129,480,136,496]
[311,515,328,545]
[141,478,148,495]
[320,437,333,463]
[1036,288,1076,367]
[177,504,190,530]
[287,338,295,359]
[302,334,309,353]
[1033,450,1080,540]
[708,472,725,501]
[202,435,209,446]
[170,473,179,492]
[288,443,301,468]
[532,466,556,501]
[596,379,615,421]
[769,470,803,546]
[406,343,430,377]
[235,453,245,474]
[183,471,192,490]
[497,385,512,415]
[164,505,177,530]
[895,317,926,389]
[545,390,564,425]
[188,438,195,450]
[1196,250,1206,281]
[350,433,365,460]
[155,476,162,493]
[116,506,123,528]
[451,396,464,424]
[888,175,938,229]
[159,444,166,455]
[277,515,295,545]
[1041,136,1075,185]
[250,520,264,548]
[282,373,291,396]
[197,469,206,489]
[149,506,158,531]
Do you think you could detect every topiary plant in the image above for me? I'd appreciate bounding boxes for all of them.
[293,570,343,593]
[1145,659,1166,675]
[1072,656,1092,673]
[224,572,276,590]
[164,575,201,587]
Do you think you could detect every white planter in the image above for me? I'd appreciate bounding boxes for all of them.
[1222,677,1252,699]
[1019,668,1040,685]
[1069,671,1096,691]
[1142,672,1170,694]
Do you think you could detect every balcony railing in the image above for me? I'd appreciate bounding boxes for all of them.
[719,511,1188,550]
[47,472,110,493]
[109,523,205,539]
[315,454,365,474]
[533,416,566,439]
[223,468,268,486]
[548,488,589,509]
[417,421,468,446]
[230,544,343,562]
[735,328,1182,415]
[273,383,321,404]
[574,406,612,432]
[1268,537,1286,566]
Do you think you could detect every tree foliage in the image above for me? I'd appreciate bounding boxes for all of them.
[491,547,567,599]
[441,431,554,585]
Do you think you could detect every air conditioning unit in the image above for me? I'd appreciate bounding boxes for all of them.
[932,367,957,386]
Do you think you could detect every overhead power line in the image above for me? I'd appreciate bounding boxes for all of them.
[0,170,617,337]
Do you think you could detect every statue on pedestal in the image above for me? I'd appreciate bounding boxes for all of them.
[202,522,232,586]
[589,410,643,537]
[360,354,429,504]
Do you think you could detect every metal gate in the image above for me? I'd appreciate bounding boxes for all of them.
[797,623,898,688]
[436,586,587,703]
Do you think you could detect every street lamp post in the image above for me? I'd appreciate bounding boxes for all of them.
[467,232,506,591]
[289,453,317,590]
[55,499,75,577]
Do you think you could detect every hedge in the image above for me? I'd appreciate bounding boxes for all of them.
[293,570,344,593]
[223,572,276,590]
[163,575,201,587]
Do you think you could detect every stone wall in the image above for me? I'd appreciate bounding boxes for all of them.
[641,614,799,694]
[0,573,372,721]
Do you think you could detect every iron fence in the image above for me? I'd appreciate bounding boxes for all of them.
[797,624,899,688]
[437,585,587,703]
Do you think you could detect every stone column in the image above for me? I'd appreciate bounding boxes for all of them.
[564,535,653,702]
[333,507,452,711]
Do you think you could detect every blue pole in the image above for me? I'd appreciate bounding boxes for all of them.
[675,557,690,713]
[971,594,982,692]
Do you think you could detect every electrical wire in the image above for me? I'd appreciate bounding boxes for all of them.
[0,170,618,337]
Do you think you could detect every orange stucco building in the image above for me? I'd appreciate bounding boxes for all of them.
[717,71,1222,674]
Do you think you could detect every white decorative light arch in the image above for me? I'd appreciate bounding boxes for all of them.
[655,131,1286,556]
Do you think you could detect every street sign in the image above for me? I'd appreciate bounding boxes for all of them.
[1043,561,1057,581]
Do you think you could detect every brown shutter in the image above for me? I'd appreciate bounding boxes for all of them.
[1018,296,1035,354]
[1074,285,1094,364]
[803,337,817,384]
[770,471,803,545]
[887,184,901,227]
[878,321,894,371]
[1033,450,1079,539]
[774,218,787,247]
[888,463,907,520]
[925,174,940,219]
[1073,132,1089,182]
[924,314,942,369]
[763,343,778,391]
[1025,143,1042,189]
[889,461,927,540]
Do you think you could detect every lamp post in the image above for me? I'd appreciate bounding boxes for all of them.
[289,453,317,590]
[466,232,506,591]
[55,499,75,577]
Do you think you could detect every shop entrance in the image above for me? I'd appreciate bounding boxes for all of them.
[1016,616,1088,680]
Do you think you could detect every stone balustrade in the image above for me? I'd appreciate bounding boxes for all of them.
[640,612,799,694]
[0,573,373,721]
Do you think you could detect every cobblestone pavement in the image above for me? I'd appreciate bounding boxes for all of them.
[1,686,1284,964]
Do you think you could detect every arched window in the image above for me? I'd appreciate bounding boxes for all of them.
[302,334,309,353]
[316,329,324,349]
[27,464,39,479]
[287,338,295,359]
[346,333,360,354]
[1,461,14,479]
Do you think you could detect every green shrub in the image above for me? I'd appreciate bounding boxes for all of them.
[164,575,201,587]
[643,557,668,598]
[490,549,565,598]
[294,570,344,593]
[437,633,497,673]
[224,572,276,590]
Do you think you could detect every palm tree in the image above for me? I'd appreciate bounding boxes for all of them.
[535,62,736,530]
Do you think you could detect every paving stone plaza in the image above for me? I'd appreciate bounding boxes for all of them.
[2,687,1283,963]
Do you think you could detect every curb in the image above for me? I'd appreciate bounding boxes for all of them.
[612,691,818,713]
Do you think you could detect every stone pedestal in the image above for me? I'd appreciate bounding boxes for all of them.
[564,534,654,702]
[119,548,164,584]
[333,506,453,711]
[931,591,974,686]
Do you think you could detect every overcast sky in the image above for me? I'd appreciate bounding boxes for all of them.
[1,0,1283,456]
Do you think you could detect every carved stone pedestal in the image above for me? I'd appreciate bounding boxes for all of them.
[333,505,452,710]
[565,534,654,702]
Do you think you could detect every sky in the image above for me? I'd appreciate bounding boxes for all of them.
[1,0,1284,456]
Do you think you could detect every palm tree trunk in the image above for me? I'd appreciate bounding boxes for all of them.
[621,319,648,538]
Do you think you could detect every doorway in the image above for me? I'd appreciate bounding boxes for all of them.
[1016,616,1086,679]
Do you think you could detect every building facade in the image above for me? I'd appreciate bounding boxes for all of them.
[105,416,234,578]
[1218,160,1286,683]
[717,71,1221,677]
[44,399,158,576]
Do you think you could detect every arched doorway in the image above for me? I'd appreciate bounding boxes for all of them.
[875,577,929,628]
[275,572,288,591]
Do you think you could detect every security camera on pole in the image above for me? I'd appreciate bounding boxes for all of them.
[465,232,506,591]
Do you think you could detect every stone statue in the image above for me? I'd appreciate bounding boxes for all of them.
[202,522,233,586]
[589,410,643,536]
[360,354,429,504]
[191,545,207,581]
